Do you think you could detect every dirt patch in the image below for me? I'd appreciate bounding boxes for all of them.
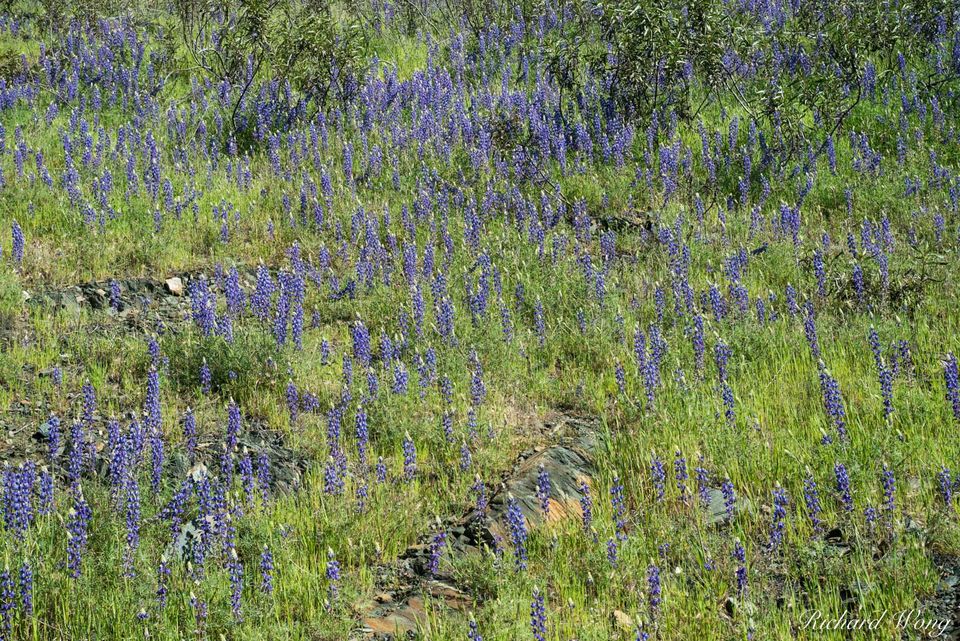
[356,412,600,639]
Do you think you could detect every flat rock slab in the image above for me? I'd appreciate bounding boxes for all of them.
[358,412,600,639]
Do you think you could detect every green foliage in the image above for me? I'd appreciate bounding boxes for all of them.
[163,325,286,403]
[172,0,367,140]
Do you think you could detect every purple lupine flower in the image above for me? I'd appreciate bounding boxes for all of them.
[46,415,60,459]
[818,369,848,440]
[803,476,823,533]
[375,457,387,483]
[506,496,528,571]
[428,527,447,575]
[355,407,369,469]
[18,562,32,616]
[0,570,13,637]
[37,470,54,515]
[733,541,747,597]
[355,483,368,513]
[109,279,121,311]
[835,463,853,512]
[459,441,472,471]
[579,480,593,534]
[530,588,547,641]
[606,537,619,567]
[323,456,344,496]
[536,464,551,516]
[260,546,274,594]
[469,352,486,408]
[228,547,243,621]
[144,368,162,433]
[190,593,208,630]
[325,548,341,606]
[66,488,92,578]
[226,401,242,455]
[722,478,736,522]
[286,380,299,424]
[647,564,662,618]
[183,408,196,464]
[695,456,710,509]
[533,299,545,346]
[11,220,23,266]
[938,467,953,509]
[82,380,96,427]
[614,361,626,395]
[199,359,212,394]
[881,465,896,528]
[803,303,821,361]
[472,475,488,518]
[252,265,274,322]
[351,321,371,367]
[156,561,171,609]
[611,475,627,539]
[651,455,666,502]
[674,450,688,500]
[391,361,409,395]
[468,617,483,641]
[944,354,960,421]
[402,433,417,481]
[813,249,826,297]
[768,486,788,552]
[239,454,255,505]
[869,329,895,420]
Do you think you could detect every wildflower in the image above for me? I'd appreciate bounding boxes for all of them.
[228,548,243,621]
[881,465,896,528]
[803,476,824,533]
[153,560,171,609]
[835,463,853,512]
[0,570,13,637]
[261,546,274,594]
[19,562,32,616]
[651,454,666,502]
[472,475,488,517]
[721,478,736,522]
[402,433,417,481]
[611,475,627,539]
[11,221,23,265]
[937,467,953,509]
[647,564,662,618]
[607,538,619,567]
[531,464,550,517]
[579,481,593,534]
[733,541,747,597]
[326,548,341,605]
[506,496,528,571]
[428,527,447,575]
[183,408,196,464]
[530,588,547,641]
[674,450,688,500]
[818,369,848,440]
[67,488,92,578]
[768,486,788,552]
[944,354,960,421]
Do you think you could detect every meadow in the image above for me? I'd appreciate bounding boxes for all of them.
[0,0,959,639]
